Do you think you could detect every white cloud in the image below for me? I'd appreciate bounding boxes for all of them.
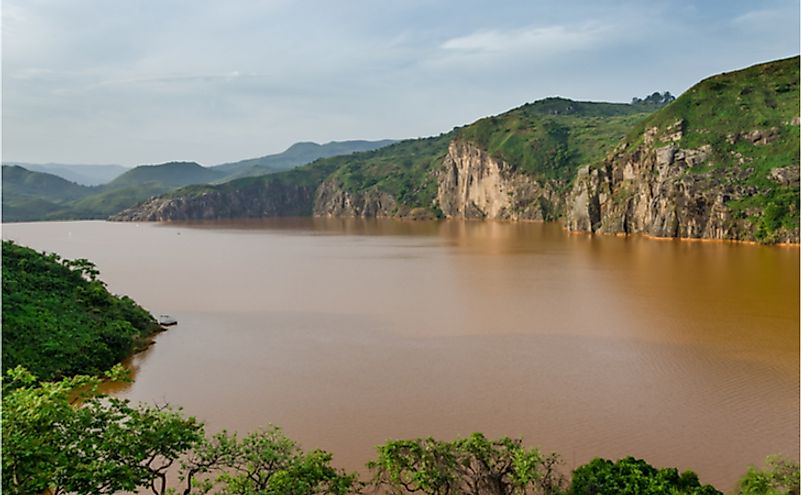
[440,22,611,55]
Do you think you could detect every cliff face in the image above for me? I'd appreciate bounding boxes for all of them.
[566,123,799,243]
[313,178,400,218]
[436,141,562,221]
[111,180,318,221]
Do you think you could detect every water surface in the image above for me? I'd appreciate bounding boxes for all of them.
[4,219,798,490]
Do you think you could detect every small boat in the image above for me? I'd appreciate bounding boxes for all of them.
[157,315,178,326]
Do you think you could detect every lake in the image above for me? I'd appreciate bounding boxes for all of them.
[3,218,798,490]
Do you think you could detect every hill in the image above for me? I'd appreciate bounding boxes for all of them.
[4,163,128,186]
[106,161,225,189]
[211,139,397,180]
[1,241,159,380]
[1,166,96,222]
[568,56,800,243]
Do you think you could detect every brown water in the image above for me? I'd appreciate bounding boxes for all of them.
[3,219,798,490]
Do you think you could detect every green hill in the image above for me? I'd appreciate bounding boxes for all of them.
[2,165,92,202]
[568,56,800,243]
[4,163,128,186]
[1,241,159,380]
[106,161,225,189]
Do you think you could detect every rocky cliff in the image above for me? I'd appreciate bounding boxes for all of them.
[436,140,562,221]
[566,121,799,243]
[110,179,318,221]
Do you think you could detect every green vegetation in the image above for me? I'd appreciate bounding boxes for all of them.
[1,241,159,380]
[370,433,564,494]
[2,367,357,495]
[568,457,721,495]
[456,98,652,181]
[737,456,800,495]
[4,367,797,495]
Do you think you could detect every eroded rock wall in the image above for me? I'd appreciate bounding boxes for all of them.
[436,141,562,221]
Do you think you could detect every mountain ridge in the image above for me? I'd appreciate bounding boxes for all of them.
[113,56,800,244]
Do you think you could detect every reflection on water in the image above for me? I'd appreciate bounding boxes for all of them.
[3,218,798,490]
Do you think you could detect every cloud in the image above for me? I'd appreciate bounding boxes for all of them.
[440,22,611,55]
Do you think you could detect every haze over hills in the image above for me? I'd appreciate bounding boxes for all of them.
[1,140,398,222]
[115,57,800,244]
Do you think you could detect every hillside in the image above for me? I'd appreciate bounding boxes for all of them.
[213,139,397,180]
[113,99,656,221]
[567,56,800,243]
[106,161,225,189]
[5,163,128,186]
[115,57,800,244]
[1,241,159,380]
[1,166,96,222]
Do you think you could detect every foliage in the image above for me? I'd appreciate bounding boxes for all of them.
[369,433,565,495]
[181,427,358,495]
[631,92,676,106]
[567,457,722,495]
[1,367,357,495]
[1,240,159,380]
[737,456,800,495]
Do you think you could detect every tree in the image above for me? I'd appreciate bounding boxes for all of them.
[369,433,564,495]
[2,367,357,495]
[737,456,800,495]
[1,366,204,495]
[567,457,721,495]
[180,427,358,495]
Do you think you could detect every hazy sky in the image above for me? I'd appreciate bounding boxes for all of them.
[2,0,799,166]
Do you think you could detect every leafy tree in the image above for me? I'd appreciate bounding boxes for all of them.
[369,433,564,495]
[2,366,357,495]
[180,427,358,495]
[567,457,721,495]
[1,366,204,495]
[737,456,800,495]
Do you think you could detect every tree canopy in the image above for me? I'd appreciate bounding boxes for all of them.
[2,240,159,380]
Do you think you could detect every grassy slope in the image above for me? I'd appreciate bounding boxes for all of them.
[626,56,800,241]
[457,98,653,182]
[1,241,159,380]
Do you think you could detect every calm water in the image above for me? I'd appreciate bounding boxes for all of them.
[3,219,798,490]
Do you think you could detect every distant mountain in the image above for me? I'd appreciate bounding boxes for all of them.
[106,161,226,190]
[212,140,397,180]
[2,140,398,222]
[3,163,128,186]
[1,166,95,222]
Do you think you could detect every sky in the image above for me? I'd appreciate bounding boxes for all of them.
[2,0,799,166]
